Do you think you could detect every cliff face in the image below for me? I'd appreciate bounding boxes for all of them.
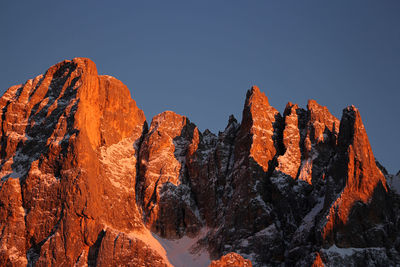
[137,111,202,238]
[0,58,399,267]
[0,58,168,266]
[322,106,390,247]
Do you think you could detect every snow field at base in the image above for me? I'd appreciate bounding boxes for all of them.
[102,224,211,267]
[153,228,211,267]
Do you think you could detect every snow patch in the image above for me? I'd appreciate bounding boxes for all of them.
[293,197,324,241]
[100,137,137,192]
[152,228,211,267]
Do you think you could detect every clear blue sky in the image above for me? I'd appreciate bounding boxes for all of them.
[1,1,399,173]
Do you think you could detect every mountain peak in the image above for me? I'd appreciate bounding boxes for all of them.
[238,86,280,172]
[245,85,271,107]
[228,114,237,124]
[0,58,398,267]
[322,104,388,246]
[306,99,339,143]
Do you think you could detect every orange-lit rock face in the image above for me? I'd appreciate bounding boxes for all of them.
[307,99,339,144]
[0,58,168,266]
[137,111,202,237]
[322,106,387,243]
[97,75,146,146]
[209,252,252,267]
[0,60,83,266]
[237,86,279,172]
[311,252,324,267]
[95,230,170,267]
[0,178,27,266]
[276,100,339,184]
[140,111,190,187]
[277,102,302,178]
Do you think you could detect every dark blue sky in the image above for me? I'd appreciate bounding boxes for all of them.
[1,1,399,173]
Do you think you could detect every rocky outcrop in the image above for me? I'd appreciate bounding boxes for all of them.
[0,178,27,266]
[202,87,285,264]
[311,252,324,267]
[297,100,339,185]
[0,58,398,267]
[235,86,281,173]
[321,106,390,247]
[208,252,252,267]
[187,115,239,228]
[276,102,302,179]
[275,99,339,185]
[137,111,202,238]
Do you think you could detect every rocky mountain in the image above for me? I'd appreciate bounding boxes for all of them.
[0,58,399,266]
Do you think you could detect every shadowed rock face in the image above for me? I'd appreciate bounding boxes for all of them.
[0,58,399,267]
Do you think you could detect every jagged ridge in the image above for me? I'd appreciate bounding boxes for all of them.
[0,58,399,267]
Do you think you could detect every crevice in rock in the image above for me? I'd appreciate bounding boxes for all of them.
[87,229,106,267]
[295,107,308,180]
[267,113,285,178]
[134,121,148,214]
